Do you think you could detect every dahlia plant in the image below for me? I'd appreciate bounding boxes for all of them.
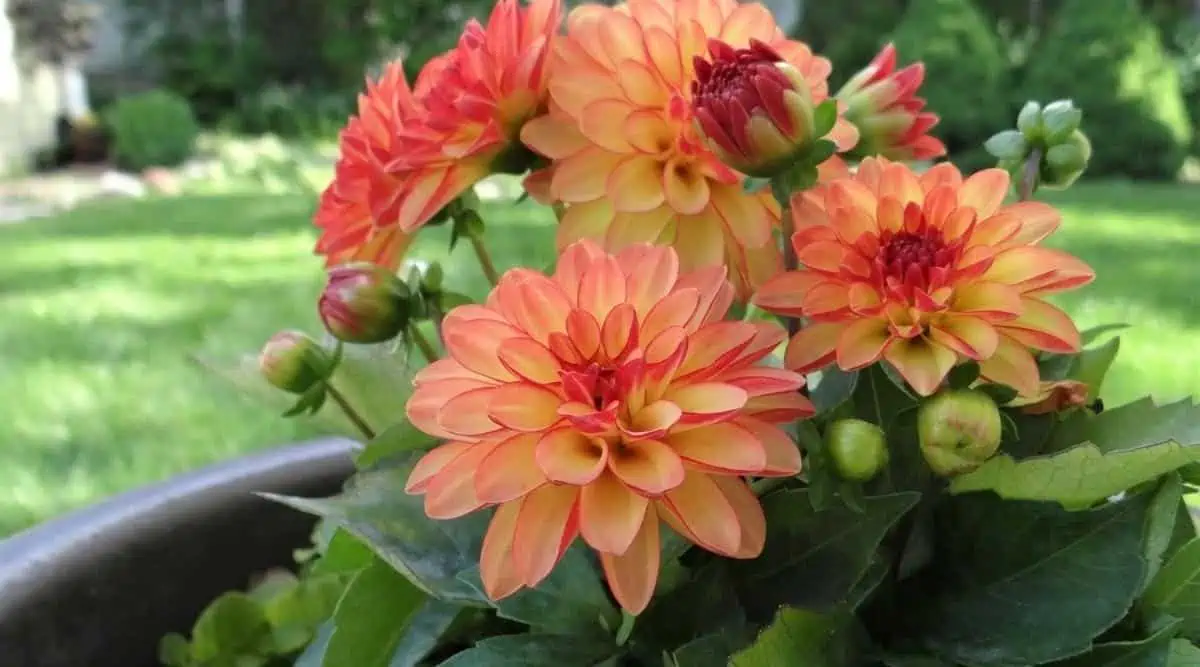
[177,1,1200,665]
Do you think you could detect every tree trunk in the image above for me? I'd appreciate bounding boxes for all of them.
[58,59,90,121]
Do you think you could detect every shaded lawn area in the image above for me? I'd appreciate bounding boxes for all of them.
[0,181,1198,535]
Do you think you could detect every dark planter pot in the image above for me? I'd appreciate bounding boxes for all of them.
[0,438,357,667]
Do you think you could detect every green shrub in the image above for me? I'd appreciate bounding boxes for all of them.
[1023,0,1192,180]
[104,90,200,171]
[891,0,1011,166]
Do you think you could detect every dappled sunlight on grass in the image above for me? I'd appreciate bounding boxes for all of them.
[0,182,1197,535]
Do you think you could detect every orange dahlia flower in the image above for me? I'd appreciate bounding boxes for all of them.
[314,0,562,268]
[405,240,812,614]
[754,158,1094,397]
[835,44,946,162]
[520,0,858,297]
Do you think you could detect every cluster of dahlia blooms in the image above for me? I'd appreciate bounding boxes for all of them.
[288,0,1094,616]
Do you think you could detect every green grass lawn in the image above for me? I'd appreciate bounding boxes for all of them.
[0,181,1198,536]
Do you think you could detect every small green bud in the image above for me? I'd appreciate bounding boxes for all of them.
[1040,99,1083,144]
[984,130,1028,162]
[826,418,889,482]
[918,389,1003,477]
[422,262,445,293]
[259,331,331,394]
[319,262,412,344]
[1016,101,1044,140]
[1042,130,1092,191]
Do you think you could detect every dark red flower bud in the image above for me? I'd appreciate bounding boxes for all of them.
[319,262,411,344]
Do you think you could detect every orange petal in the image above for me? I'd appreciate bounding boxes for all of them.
[580,99,637,152]
[930,314,1000,360]
[621,244,680,318]
[803,283,852,319]
[497,338,562,385]
[443,314,524,382]
[558,198,616,246]
[641,288,701,341]
[958,168,1010,218]
[580,472,650,554]
[565,308,602,360]
[709,182,772,249]
[488,383,563,432]
[1003,201,1060,245]
[578,255,627,323]
[711,475,767,558]
[661,471,742,557]
[480,500,524,600]
[718,367,806,397]
[665,382,749,425]
[423,439,501,519]
[408,377,494,440]
[753,271,826,317]
[950,281,1022,319]
[978,334,1041,397]
[608,155,667,213]
[784,322,842,373]
[744,392,816,423]
[438,386,503,437]
[835,317,892,370]
[405,441,471,494]
[521,114,587,159]
[728,322,789,369]
[551,149,624,202]
[675,321,758,380]
[536,427,608,485]
[623,399,683,440]
[599,511,660,615]
[882,336,958,397]
[1000,298,1080,354]
[475,432,546,504]
[512,484,580,589]
[625,109,673,153]
[601,303,638,361]
[667,422,767,474]
[664,158,712,216]
[983,246,1072,287]
[502,275,574,344]
[733,417,802,476]
[616,59,668,107]
[609,438,686,494]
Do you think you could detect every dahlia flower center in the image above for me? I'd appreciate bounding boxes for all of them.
[877,227,956,290]
[561,362,625,411]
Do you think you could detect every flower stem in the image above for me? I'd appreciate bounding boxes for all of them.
[468,234,501,286]
[770,170,808,337]
[1018,147,1043,201]
[408,324,438,363]
[325,383,376,441]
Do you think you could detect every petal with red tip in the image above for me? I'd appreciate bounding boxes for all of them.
[1000,298,1081,354]
[711,475,767,558]
[511,484,580,589]
[667,422,767,474]
[883,336,958,397]
[666,382,748,424]
[661,471,742,557]
[753,271,825,316]
[480,500,524,600]
[580,472,650,554]
[423,439,502,519]
[599,511,660,615]
[979,334,1041,397]
[536,428,608,485]
[488,383,563,432]
[958,169,1009,218]
[406,441,471,494]
[609,438,685,494]
[835,317,892,370]
[733,417,801,476]
[930,314,999,360]
[784,322,842,373]
[438,386,503,437]
[475,432,546,504]
[497,338,561,384]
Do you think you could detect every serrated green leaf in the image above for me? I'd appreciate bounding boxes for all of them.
[948,441,1200,509]
[311,530,375,577]
[1144,538,1200,640]
[1070,336,1120,400]
[190,592,272,662]
[1146,475,1186,591]
[1045,615,1180,667]
[264,452,490,603]
[729,608,852,667]
[916,491,1152,666]
[357,420,439,469]
[670,631,749,667]
[637,563,747,655]
[1050,398,1200,454]
[455,544,617,635]
[731,490,920,622]
[323,557,426,667]
[1168,639,1200,666]
[435,633,618,666]
[326,341,421,437]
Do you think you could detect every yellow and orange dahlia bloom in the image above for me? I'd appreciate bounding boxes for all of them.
[314,0,562,268]
[754,158,1095,397]
[405,240,812,614]
[520,0,858,298]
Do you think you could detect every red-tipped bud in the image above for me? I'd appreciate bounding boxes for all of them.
[918,389,1003,476]
[259,330,331,394]
[835,44,946,162]
[318,262,412,344]
[691,38,817,177]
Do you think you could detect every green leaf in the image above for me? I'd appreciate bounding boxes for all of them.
[1168,639,1200,666]
[984,130,1028,161]
[731,490,920,622]
[455,544,617,635]
[327,341,422,437]
[1081,323,1131,347]
[1045,616,1181,667]
[190,592,272,662]
[743,176,771,194]
[158,633,192,667]
[670,631,749,667]
[387,600,464,667]
[916,491,1153,666]
[357,420,439,469]
[435,633,618,666]
[729,608,853,667]
[803,139,838,167]
[295,623,335,667]
[851,364,917,430]
[976,383,1019,406]
[1144,538,1200,640]
[637,563,747,655]
[265,452,490,603]
[1146,475,1186,591]
[948,441,1200,509]
[1049,398,1200,454]
[946,362,980,389]
[881,656,952,667]
[809,367,858,413]
[311,529,376,577]
[323,557,427,667]
[1070,335,1121,400]
[813,100,839,138]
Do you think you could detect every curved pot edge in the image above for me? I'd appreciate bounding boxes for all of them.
[0,437,359,605]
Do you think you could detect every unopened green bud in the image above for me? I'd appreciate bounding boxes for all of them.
[1040,100,1083,145]
[1016,101,1043,140]
[918,389,1003,477]
[319,262,411,344]
[259,331,331,394]
[422,262,444,293]
[984,130,1028,162]
[1042,130,1091,191]
[826,418,889,482]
